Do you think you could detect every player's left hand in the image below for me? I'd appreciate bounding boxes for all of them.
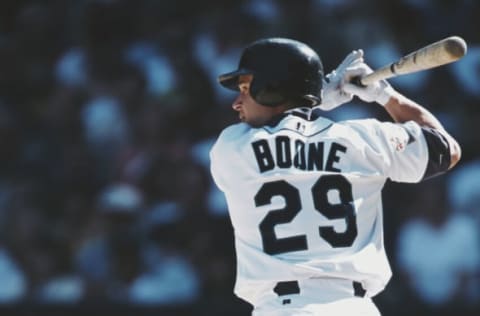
[317,49,364,111]
[342,62,396,105]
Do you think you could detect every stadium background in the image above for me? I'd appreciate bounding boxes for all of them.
[0,0,479,315]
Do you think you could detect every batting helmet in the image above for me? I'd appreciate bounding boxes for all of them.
[218,38,323,107]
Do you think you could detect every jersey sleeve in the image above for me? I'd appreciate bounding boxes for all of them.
[209,123,249,192]
[381,120,430,182]
[350,120,430,183]
[210,132,229,192]
[368,120,454,183]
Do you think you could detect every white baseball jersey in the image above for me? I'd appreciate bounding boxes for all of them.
[210,107,448,307]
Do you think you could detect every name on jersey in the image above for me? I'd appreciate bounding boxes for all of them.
[251,136,347,173]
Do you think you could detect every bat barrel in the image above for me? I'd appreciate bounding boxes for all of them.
[359,36,467,85]
[444,36,467,59]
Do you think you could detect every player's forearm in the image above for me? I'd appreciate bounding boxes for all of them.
[383,91,443,129]
[384,91,462,169]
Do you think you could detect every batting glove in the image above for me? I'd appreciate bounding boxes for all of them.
[342,62,396,105]
[317,50,364,111]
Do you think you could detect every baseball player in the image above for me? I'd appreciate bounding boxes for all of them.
[209,38,461,315]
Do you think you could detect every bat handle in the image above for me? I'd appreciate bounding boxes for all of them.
[351,76,367,87]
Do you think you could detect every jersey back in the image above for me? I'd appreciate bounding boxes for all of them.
[210,109,429,304]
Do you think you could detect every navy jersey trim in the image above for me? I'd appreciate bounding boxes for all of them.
[261,124,333,136]
[263,108,332,136]
[421,127,451,180]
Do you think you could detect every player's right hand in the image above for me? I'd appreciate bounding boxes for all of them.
[342,62,396,105]
[317,49,364,111]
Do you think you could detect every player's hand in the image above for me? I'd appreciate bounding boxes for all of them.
[317,50,364,111]
[342,62,396,105]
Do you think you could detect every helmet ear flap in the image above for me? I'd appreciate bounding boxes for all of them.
[250,77,287,107]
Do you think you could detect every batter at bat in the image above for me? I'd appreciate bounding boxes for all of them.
[210,37,462,315]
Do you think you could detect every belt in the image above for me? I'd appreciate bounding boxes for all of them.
[273,280,367,305]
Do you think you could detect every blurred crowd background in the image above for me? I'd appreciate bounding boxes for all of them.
[0,0,479,315]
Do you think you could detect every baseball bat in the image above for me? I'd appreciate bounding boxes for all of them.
[359,36,467,85]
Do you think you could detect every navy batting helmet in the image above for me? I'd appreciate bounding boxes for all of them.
[218,38,323,107]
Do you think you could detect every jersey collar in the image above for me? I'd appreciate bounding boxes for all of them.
[266,107,321,127]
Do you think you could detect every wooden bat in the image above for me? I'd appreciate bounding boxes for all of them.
[359,36,467,85]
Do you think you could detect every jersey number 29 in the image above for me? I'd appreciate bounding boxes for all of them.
[255,174,357,254]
